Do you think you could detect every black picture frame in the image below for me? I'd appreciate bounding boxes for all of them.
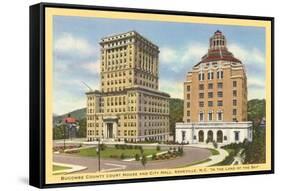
[29,2,274,188]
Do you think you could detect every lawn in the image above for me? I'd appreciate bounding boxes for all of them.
[208,148,220,155]
[212,149,235,166]
[78,147,158,159]
[53,165,71,171]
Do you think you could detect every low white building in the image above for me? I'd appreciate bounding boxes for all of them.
[175,122,253,144]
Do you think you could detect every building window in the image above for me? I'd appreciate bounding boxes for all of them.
[199,93,204,99]
[208,92,213,98]
[187,111,190,116]
[199,101,204,107]
[208,83,213,89]
[234,131,240,141]
[217,91,223,98]
[198,73,205,81]
[233,81,237,87]
[186,102,190,108]
[233,109,237,115]
[199,112,204,121]
[217,111,223,121]
[217,71,223,79]
[208,71,214,80]
[217,82,223,89]
[217,100,223,106]
[233,100,237,106]
[199,84,204,90]
[208,112,213,121]
[233,90,237,97]
[186,85,190,91]
[208,101,213,107]
[186,94,190,99]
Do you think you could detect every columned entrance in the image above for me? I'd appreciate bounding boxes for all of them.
[107,123,113,138]
[102,116,119,140]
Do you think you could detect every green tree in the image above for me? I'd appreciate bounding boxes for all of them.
[141,155,147,167]
[77,118,86,138]
[169,98,184,137]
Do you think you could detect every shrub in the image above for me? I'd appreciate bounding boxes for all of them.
[178,147,184,156]
[139,146,143,153]
[156,145,161,151]
[128,145,133,149]
[141,155,147,167]
[152,154,157,160]
[110,155,118,158]
[100,143,106,151]
[135,153,140,161]
[213,141,218,149]
[120,153,125,159]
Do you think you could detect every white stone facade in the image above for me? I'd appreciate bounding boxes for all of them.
[175,122,253,144]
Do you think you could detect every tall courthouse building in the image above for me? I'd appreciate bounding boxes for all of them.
[176,31,252,144]
[86,31,170,142]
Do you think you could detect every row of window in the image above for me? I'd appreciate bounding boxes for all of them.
[144,128,167,135]
[103,38,133,48]
[186,81,238,92]
[198,70,223,81]
[198,112,224,121]
[186,108,238,120]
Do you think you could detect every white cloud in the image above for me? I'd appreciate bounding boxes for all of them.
[248,76,265,89]
[159,79,183,99]
[181,43,207,63]
[54,90,86,115]
[160,47,178,63]
[160,42,207,72]
[54,33,97,56]
[81,59,100,75]
[228,43,265,65]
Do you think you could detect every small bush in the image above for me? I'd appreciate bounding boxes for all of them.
[156,145,161,151]
[152,154,157,160]
[213,141,218,149]
[135,153,140,161]
[120,153,125,159]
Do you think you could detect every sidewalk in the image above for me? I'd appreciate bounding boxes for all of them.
[187,144,229,167]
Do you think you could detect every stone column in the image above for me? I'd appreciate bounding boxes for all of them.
[103,122,107,139]
[113,122,118,139]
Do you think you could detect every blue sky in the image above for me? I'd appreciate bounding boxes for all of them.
[53,16,266,115]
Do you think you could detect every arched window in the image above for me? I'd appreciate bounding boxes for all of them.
[199,130,204,142]
[217,130,223,143]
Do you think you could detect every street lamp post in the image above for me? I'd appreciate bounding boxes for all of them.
[63,123,66,151]
[96,139,101,172]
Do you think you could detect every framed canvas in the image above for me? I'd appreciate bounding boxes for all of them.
[29,2,274,188]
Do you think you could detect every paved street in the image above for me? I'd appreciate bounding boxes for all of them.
[53,146,211,173]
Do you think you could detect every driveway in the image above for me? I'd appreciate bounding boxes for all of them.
[53,146,211,173]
